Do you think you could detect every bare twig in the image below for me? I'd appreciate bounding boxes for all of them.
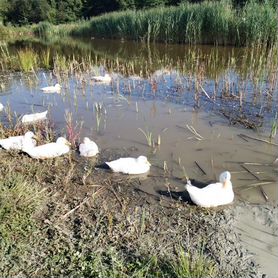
[237,134,249,142]
[239,133,278,146]
[195,161,206,175]
[259,185,269,201]
[241,165,260,180]
[198,82,212,101]
[238,181,274,191]
[186,124,204,140]
[109,186,124,208]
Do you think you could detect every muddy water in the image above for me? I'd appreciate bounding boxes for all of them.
[1,71,277,203]
[0,39,278,276]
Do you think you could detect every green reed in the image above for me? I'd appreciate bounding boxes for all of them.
[71,0,277,46]
[17,48,38,72]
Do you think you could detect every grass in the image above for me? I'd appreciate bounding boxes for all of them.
[0,24,33,40]
[0,172,45,276]
[0,146,218,277]
[17,48,38,72]
[70,0,277,46]
[0,120,261,277]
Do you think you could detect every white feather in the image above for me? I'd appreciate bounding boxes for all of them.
[79,137,99,157]
[22,110,48,123]
[106,155,151,174]
[0,131,36,151]
[24,137,70,159]
[185,171,234,207]
[92,74,111,83]
[40,83,61,93]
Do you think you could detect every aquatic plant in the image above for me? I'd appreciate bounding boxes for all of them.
[40,48,51,69]
[71,0,277,46]
[17,48,38,72]
[64,110,80,147]
[138,127,153,147]
[269,112,277,141]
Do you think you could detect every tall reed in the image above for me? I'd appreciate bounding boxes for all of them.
[71,0,277,46]
[17,49,38,72]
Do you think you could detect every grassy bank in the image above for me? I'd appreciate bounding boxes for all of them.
[69,0,277,46]
[0,121,259,277]
[0,24,33,40]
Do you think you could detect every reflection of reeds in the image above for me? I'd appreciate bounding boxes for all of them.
[94,102,105,133]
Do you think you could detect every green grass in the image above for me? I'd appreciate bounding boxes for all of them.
[0,153,218,277]
[0,172,45,276]
[70,0,277,46]
[0,24,32,40]
[17,48,38,72]
[0,119,259,277]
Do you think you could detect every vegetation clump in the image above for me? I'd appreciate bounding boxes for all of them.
[71,0,277,46]
[0,122,259,277]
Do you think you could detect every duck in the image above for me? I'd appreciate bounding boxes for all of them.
[23,137,70,159]
[40,83,61,93]
[79,137,99,157]
[92,73,111,83]
[185,171,234,207]
[0,102,4,111]
[22,110,48,124]
[105,155,151,174]
[0,131,36,151]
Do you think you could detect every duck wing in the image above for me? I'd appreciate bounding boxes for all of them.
[27,143,69,159]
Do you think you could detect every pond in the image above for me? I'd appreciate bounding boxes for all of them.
[0,37,278,276]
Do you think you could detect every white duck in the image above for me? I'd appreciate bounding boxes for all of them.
[79,137,99,157]
[22,110,48,124]
[185,171,234,207]
[0,131,36,151]
[40,83,61,93]
[24,137,70,159]
[0,102,4,112]
[105,155,151,174]
[92,73,111,83]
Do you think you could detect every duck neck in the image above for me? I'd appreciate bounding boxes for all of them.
[223,180,231,189]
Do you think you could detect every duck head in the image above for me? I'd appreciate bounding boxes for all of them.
[137,155,151,166]
[219,171,232,188]
[56,137,71,146]
[24,131,35,139]
[83,137,92,144]
[55,84,62,89]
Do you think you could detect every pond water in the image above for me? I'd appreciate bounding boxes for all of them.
[0,38,278,276]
